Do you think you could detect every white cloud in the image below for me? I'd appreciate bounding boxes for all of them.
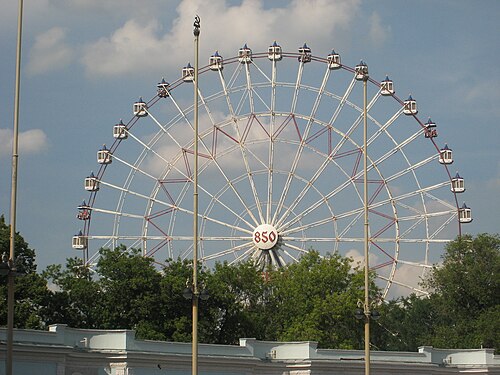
[26,27,74,75]
[81,0,362,78]
[0,128,49,157]
[389,263,430,298]
[345,247,379,268]
[368,11,390,46]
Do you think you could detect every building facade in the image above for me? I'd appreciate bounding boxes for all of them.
[1,325,499,375]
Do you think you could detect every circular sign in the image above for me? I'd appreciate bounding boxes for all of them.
[252,224,279,250]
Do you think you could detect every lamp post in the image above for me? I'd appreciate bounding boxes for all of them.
[6,1,24,375]
[354,60,372,375]
[191,15,200,375]
[363,67,370,375]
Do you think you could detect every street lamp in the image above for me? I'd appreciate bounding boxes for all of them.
[191,14,201,375]
[6,1,24,374]
[183,282,210,302]
[354,59,372,375]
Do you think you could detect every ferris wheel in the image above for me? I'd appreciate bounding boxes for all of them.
[72,42,472,298]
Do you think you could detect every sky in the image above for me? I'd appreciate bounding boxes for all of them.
[0,0,499,296]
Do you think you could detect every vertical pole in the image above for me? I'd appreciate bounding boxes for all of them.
[363,76,370,375]
[7,1,24,375]
[192,15,200,375]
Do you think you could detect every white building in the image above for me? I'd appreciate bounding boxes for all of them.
[1,325,499,374]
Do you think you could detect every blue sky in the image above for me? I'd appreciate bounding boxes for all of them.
[0,0,498,295]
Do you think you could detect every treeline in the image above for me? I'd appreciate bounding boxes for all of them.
[0,216,498,352]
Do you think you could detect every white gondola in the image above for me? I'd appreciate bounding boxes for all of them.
[380,75,394,95]
[113,119,128,139]
[424,118,437,138]
[327,50,341,70]
[238,44,252,63]
[133,97,148,117]
[459,203,472,223]
[72,230,88,249]
[84,172,99,192]
[77,201,91,220]
[209,51,224,71]
[451,172,465,193]
[268,41,282,61]
[298,43,312,63]
[355,60,369,81]
[439,144,453,164]
[403,95,418,115]
[157,78,170,98]
[97,144,112,164]
[182,63,195,82]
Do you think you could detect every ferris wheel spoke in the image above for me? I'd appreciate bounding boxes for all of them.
[423,191,457,210]
[227,244,259,265]
[271,60,317,223]
[267,60,279,222]
[146,110,185,149]
[366,108,404,147]
[337,210,365,239]
[275,80,372,227]
[277,175,356,232]
[214,73,269,225]
[280,241,309,255]
[290,61,305,113]
[88,207,144,220]
[202,241,253,261]
[375,181,450,210]
[280,248,300,263]
[383,155,437,183]
[124,129,187,180]
[197,85,266,225]
[366,128,423,172]
[270,249,286,268]
[274,145,353,229]
[244,63,256,114]
[200,188,256,232]
[378,274,429,296]
[281,205,365,238]
[273,68,332,222]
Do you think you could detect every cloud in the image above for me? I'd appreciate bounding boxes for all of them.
[345,247,379,268]
[368,11,390,46]
[0,128,49,157]
[81,0,362,78]
[390,263,430,298]
[26,27,74,75]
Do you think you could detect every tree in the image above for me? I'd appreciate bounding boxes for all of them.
[421,233,500,351]
[384,234,500,352]
[0,215,50,329]
[96,246,163,336]
[202,261,269,344]
[158,258,197,342]
[42,257,103,328]
[264,251,377,349]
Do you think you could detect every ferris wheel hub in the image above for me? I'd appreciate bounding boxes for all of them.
[252,224,279,250]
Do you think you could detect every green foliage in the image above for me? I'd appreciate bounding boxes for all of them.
[0,216,50,329]
[265,251,372,349]
[2,219,498,352]
[202,261,269,344]
[42,257,103,328]
[97,246,162,333]
[384,234,500,352]
[421,233,500,351]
